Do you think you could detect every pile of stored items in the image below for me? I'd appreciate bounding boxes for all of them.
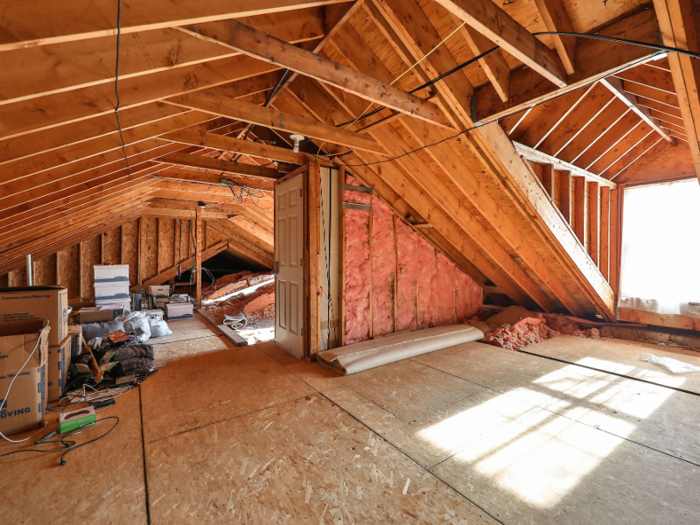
[478,306,601,352]
[0,263,183,461]
[202,272,275,344]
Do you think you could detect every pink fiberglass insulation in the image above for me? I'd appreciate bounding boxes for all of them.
[395,219,418,332]
[455,268,470,323]
[437,253,456,326]
[344,174,372,205]
[343,208,371,344]
[468,278,483,317]
[371,197,395,336]
[417,236,437,329]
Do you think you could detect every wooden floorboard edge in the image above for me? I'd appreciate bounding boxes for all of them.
[196,308,248,347]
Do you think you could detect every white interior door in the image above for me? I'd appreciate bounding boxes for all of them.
[274,175,304,357]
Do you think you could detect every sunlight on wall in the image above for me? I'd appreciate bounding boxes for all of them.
[418,360,676,508]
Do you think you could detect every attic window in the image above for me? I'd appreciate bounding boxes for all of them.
[619,179,700,317]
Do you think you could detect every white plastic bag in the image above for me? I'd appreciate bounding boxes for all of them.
[149,319,172,337]
[117,311,151,343]
[640,351,700,374]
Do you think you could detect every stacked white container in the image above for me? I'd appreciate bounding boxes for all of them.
[93,265,131,312]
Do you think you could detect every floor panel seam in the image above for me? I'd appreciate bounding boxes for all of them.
[138,385,152,525]
[319,392,505,525]
[143,393,315,445]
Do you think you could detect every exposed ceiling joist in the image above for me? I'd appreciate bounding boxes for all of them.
[0,0,348,51]
[159,151,282,179]
[166,90,388,154]
[533,0,576,75]
[161,128,314,164]
[179,20,455,129]
[600,77,675,143]
[433,0,568,87]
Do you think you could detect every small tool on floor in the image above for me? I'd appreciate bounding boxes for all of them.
[59,407,97,434]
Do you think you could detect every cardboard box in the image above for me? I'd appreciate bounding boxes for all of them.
[149,285,170,297]
[0,319,49,437]
[94,264,130,283]
[67,325,83,357]
[0,286,68,346]
[48,335,71,402]
[155,297,169,309]
[77,307,124,324]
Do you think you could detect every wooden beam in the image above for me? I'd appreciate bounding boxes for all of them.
[600,186,610,281]
[513,142,616,188]
[180,20,454,129]
[600,77,675,143]
[159,151,282,179]
[132,240,228,291]
[533,0,576,75]
[573,177,587,245]
[0,0,345,51]
[474,9,660,123]
[0,56,278,141]
[195,206,203,307]
[459,25,509,102]
[587,182,599,266]
[651,0,700,180]
[167,90,387,154]
[618,308,700,331]
[161,127,314,164]
[559,171,572,223]
[434,0,567,87]
[154,166,276,190]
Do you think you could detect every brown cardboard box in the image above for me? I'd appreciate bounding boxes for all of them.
[0,286,68,346]
[67,325,83,357]
[0,319,49,437]
[48,335,71,402]
[76,307,124,324]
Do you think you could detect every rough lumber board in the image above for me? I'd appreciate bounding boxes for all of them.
[0,9,325,107]
[533,0,576,75]
[153,179,272,198]
[434,0,567,87]
[652,0,700,181]
[167,90,387,155]
[161,128,314,164]
[0,0,346,51]
[0,102,186,166]
[587,182,600,266]
[2,111,213,184]
[197,309,248,346]
[0,56,278,141]
[159,151,282,179]
[153,166,276,190]
[181,20,454,129]
[474,9,661,123]
[513,142,616,188]
[458,24,509,102]
[600,77,675,143]
[618,308,700,331]
[600,186,610,281]
[206,220,274,268]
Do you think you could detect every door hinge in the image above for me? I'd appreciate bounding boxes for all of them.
[274,261,278,274]
[301,327,303,335]
[300,258,303,267]
[300,188,303,197]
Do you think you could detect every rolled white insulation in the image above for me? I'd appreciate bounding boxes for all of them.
[317,325,484,375]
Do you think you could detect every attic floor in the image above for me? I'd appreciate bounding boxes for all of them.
[2,318,700,524]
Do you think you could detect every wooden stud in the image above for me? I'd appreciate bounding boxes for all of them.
[587,182,600,266]
[559,171,572,223]
[573,177,587,246]
[600,186,610,281]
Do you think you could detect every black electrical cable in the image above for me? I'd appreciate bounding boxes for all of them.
[335,51,663,168]
[0,416,120,466]
[114,0,132,181]
[232,69,290,162]
[332,31,688,146]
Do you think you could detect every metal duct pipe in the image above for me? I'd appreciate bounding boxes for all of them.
[26,254,33,286]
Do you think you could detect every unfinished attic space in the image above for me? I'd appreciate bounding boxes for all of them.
[4,0,700,523]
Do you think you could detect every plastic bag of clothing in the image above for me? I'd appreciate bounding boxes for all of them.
[147,312,173,337]
[81,320,124,341]
[117,311,152,343]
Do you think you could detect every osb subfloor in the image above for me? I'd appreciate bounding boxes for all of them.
[2,327,700,524]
